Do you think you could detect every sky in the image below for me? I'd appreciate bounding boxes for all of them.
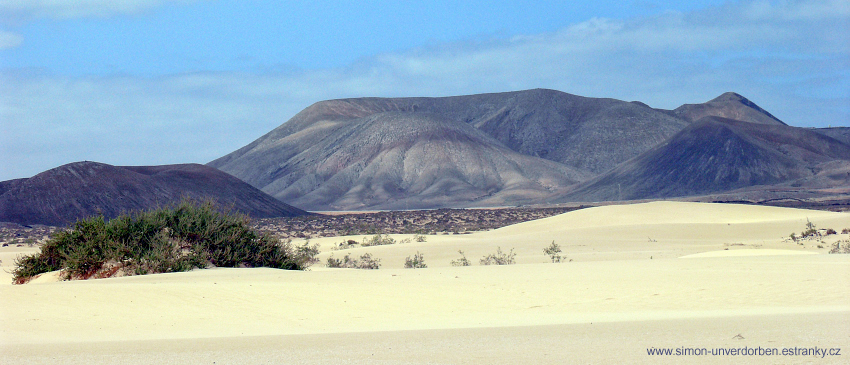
[1,0,848,181]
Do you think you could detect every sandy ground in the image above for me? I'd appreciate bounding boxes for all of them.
[1,201,849,364]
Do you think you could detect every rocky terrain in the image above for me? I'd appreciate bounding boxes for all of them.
[0,206,585,245]
[254,206,585,239]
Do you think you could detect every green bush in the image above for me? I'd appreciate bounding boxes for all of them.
[12,200,318,284]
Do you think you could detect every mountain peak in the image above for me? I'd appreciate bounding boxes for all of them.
[674,92,785,126]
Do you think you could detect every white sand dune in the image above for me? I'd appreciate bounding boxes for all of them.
[1,201,849,364]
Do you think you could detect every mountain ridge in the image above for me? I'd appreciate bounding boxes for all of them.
[210,88,839,210]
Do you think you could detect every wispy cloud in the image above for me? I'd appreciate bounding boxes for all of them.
[0,0,202,21]
[0,30,22,49]
[0,0,205,51]
[1,0,848,181]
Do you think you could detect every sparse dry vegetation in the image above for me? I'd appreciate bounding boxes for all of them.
[361,234,396,247]
[479,247,516,265]
[326,253,381,269]
[543,241,563,263]
[450,250,471,267]
[404,251,427,269]
[830,240,850,254]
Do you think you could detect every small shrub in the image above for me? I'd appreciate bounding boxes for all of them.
[414,234,427,242]
[356,253,381,269]
[333,239,359,251]
[479,247,516,265]
[543,241,563,263]
[326,254,345,268]
[801,219,819,238]
[326,252,381,269]
[450,250,471,267]
[830,240,850,254]
[292,240,320,267]
[404,251,427,269]
[361,234,396,247]
[842,228,850,234]
[825,228,837,236]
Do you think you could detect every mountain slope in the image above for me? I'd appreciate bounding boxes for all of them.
[210,111,590,210]
[224,89,690,174]
[560,117,850,202]
[0,162,307,226]
[673,92,786,126]
[211,89,820,209]
[813,127,850,145]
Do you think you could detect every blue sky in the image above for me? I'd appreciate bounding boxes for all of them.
[1,0,848,181]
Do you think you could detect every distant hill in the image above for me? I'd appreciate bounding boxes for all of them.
[673,92,786,126]
[211,88,838,210]
[560,117,850,202]
[228,89,689,174]
[210,110,590,210]
[0,162,307,226]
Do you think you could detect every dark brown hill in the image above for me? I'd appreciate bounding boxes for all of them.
[673,92,786,126]
[0,162,307,226]
[559,117,850,202]
[210,111,590,211]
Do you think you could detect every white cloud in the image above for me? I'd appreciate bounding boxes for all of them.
[0,0,201,21]
[1,0,848,181]
[0,30,22,49]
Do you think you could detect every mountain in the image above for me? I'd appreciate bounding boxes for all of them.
[0,162,307,226]
[211,89,829,210]
[382,89,690,173]
[236,89,689,174]
[560,117,850,202]
[673,92,786,126]
[210,89,698,210]
[210,110,590,210]
[813,127,850,145]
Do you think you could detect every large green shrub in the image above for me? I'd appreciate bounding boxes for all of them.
[12,200,317,283]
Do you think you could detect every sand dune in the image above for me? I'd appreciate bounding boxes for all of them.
[2,202,849,364]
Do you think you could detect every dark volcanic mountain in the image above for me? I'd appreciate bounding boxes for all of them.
[673,92,786,126]
[560,117,850,202]
[210,110,590,210]
[0,162,307,226]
